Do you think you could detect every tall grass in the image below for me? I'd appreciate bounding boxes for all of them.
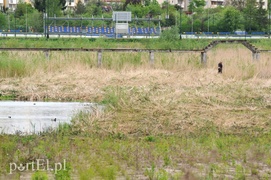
[1,45,271,79]
[1,42,271,178]
[1,128,271,179]
[0,38,212,49]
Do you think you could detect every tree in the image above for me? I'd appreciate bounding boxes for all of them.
[59,0,67,11]
[161,2,177,27]
[34,0,64,16]
[126,4,146,18]
[123,0,141,10]
[47,0,63,17]
[230,0,246,11]
[15,2,34,18]
[160,26,179,41]
[146,0,162,18]
[188,0,205,12]
[0,13,7,30]
[33,0,46,12]
[256,0,267,31]
[85,0,103,16]
[243,0,258,32]
[74,0,86,15]
[27,10,44,32]
[217,6,243,32]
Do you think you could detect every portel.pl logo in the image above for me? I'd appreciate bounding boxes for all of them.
[9,159,67,174]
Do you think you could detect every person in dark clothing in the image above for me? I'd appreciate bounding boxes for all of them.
[218,62,223,73]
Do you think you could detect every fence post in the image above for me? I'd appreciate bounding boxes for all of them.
[44,50,49,60]
[253,52,260,60]
[149,50,154,66]
[97,50,102,68]
[201,51,207,64]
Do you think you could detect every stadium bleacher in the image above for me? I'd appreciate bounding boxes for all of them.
[251,32,265,35]
[217,32,231,35]
[46,26,160,36]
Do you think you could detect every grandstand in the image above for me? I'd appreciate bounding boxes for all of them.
[46,26,161,37]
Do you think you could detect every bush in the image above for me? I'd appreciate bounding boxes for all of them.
[159,26,180,41]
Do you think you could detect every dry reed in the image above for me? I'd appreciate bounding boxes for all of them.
[1,46,271,135]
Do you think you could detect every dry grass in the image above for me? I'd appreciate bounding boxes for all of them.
[1,45,271,135]
[1,45,271,179]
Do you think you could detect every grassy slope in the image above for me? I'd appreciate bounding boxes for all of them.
[0,40,271,179]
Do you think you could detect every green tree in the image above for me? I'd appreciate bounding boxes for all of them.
[217,6,243,32]
[27,10,44,32]
[46,0,62,17]
[15,2,34,18]
[74,0,86,15]
[123,0,141,10]
[59,0,67,11]
[243,0,258,32]
[160,26,179,41]
[126,4,146,18]
[256,0,267,31]
[34,0,64,16]
[161,2,176,27]
[230,0,246,11]
[0,12,7,30]
[33,0,46,12]
[207,7,224,33]
[146,0,162,18]
[85,0,103,16]
[188,0,205,12]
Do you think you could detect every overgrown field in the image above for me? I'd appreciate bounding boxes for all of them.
[0,42,271,179]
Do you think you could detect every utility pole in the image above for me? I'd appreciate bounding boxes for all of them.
[207,1,209,32]
[269,0,270,39]
[46,0,49,39]
[180,5,182,39]
[166,0,169,19]
[14,11,16,37]
[26,5,27,33]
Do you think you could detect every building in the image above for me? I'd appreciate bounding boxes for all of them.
[0,0,17,11]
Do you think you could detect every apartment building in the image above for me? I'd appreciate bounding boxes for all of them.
[0,0,17,11]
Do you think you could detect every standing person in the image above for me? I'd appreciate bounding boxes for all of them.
[218,62,223,73]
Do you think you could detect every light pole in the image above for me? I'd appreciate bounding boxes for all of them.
[207,1,209,32]
[269,1,270,39]
[166,0,169,19]
[14,11,16,37]
[148,14,151,38]
[26,5,27,33]
[8,13,10,31]
[191,2,195,33]
[180,5,182,39]
[191,12,193,33]
[46,0,49,39]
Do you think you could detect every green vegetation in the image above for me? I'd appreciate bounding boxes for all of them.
[1,122,271,179]
[0,39,271,178]
[0,38,212,50]
[0,0,270,33]
[1,38,271,50]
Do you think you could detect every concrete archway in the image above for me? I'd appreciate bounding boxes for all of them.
[201,40,260,64]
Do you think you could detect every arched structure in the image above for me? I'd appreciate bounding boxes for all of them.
[201,40,260,64]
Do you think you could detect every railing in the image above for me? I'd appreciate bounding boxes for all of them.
[0,47,201,67]
[0,39,268,67]
[182,31,270,39]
